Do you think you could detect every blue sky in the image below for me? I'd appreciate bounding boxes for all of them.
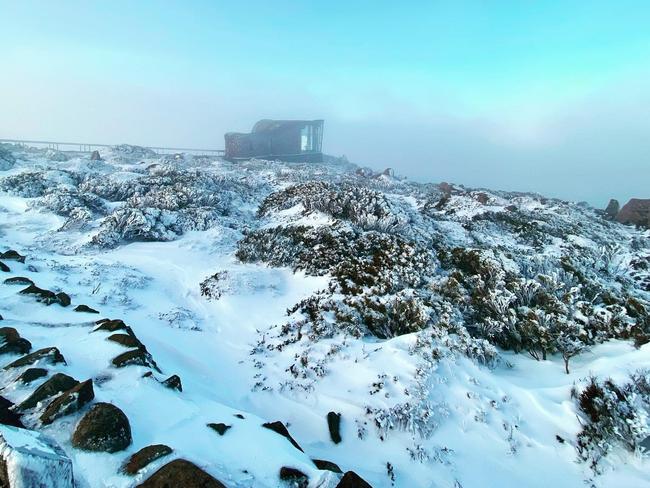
[1,1,649,204]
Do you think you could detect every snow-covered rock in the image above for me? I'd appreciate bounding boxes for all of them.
[0,425,73,488]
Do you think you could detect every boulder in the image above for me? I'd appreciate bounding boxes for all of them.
[279,466,309,487]
[111,349,160,372]
[90,150,102,161]
[19,285,70,306]
[3,277,34,286]
[327,411,342,444]
[0,327,32,355]
[616,198,650,228]
[0,425,74,488]
[17,373,78,411]
[94,319,131,333]
[136,459,226,487]
[161,374,182,392]
[0,251,25,263]
[207,423,231,436]
[73,304,99,314]
[55,292,71,307]
[604,199,620,220]
[15,368,47,385]
[0,262,9,272]
[121,444,173,475]
[262,421,304,452]
[313,459,342,473]
[336,471,373,488]
[71,402,132,453]
[0,397,24,428]
[4,347,66,370]
[40,379,94,425]
[107,333,143,349]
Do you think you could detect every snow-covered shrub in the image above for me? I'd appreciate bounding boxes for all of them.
[574,372,650,471]
[0,145,16,170]
[199,271,229,300]
[258,181,410,232]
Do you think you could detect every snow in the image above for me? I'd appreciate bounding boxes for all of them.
[0,143,647,487]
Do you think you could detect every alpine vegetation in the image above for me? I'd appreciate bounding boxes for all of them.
[0,143,648,487]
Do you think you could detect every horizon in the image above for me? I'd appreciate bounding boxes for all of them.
[2,1,649,206]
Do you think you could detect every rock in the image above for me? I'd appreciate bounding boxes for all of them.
[0,250,25,263]
[72,402,132,452]
[604,199,620,220]
[55,292,71,307]
[40,379,94,425]
[262,421,304,452]
[16,368,48,385]
[313,459,342,473]
[3,276,34,286]
[0,262,9,272]
[0,396,24,428]
[121,444,173,475]
[19,284,70,306]
[161,374,182,392]
[107,333,143,349]
[94,319,131,333]
[336,471,373,488]
[0,327,32,355]
[327,411,342,444]
[136,459,226,487]
[90,150,102,161]
[4,347,66,370]
[234,413,245,419]
[17,373,78,411]
[111,349,160,372]
[279,466,309,487]
[475,192,489,205]
[207,423,231,435]
[616,198,650,228]
[73,304,99,314]
[0,425,74,488]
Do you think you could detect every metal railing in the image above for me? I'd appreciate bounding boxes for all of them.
[0,138,224,157]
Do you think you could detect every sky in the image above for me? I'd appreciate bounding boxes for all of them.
[1,1,649,206]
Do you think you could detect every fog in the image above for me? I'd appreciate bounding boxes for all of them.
[2,73,648,208]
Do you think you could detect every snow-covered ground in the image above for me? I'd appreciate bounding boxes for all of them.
[0,144,648,487]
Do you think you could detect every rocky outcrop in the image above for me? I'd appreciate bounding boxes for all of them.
[336,471,373,488]
[3,277,34,286]
[4,347,66,370]
[0,425,74,488]
[604,199,620,220]
[17,373,78,411]
[19,284,70,307]
[279,466,309,487]
[73,304,99,314]
[15,368,47,385]
[0,397,24,428]
[161,374,182,392]
[616,198,650,228]
[40,380,94,425]
[71,402,132,453]
[313,459,342,473]
[327,411,342,444]
[207,423,231,436]
[111,349,160,372]
[121,444,173,475]
[136,459,226,487]
[262,421,304,452]
[0,327,32,356]
[0,251,25,263]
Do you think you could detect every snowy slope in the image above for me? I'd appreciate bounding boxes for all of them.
[0,144,648,487]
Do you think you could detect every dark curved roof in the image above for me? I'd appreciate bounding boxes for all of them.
[252,119,323,133]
